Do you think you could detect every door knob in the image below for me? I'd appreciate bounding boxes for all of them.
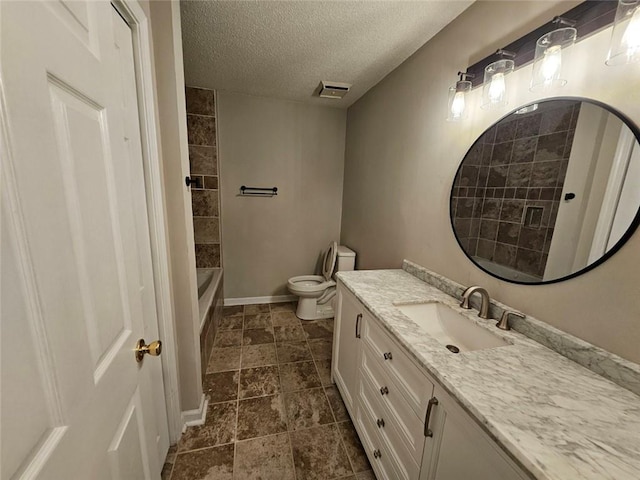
[135,339,162,363]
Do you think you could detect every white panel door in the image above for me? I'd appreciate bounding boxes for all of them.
[1,2,168,478]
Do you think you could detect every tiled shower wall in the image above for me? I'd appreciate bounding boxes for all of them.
[452,101,580,279]
[186,87,222,268]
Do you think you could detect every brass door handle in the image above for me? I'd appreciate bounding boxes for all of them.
[135,339,162,363]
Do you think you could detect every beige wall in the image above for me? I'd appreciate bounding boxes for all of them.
[217,92,346,299]
[148,1,203,411]
[342,1,640,363]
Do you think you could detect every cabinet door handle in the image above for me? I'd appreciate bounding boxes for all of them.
[383,352,393,360]
[355,313,362,338]
[424,396,439,437]
[379,386,389,395]
[373,449,382,459]
[376,418,385,428]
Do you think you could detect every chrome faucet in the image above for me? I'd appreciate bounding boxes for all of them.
[460,286,491,319]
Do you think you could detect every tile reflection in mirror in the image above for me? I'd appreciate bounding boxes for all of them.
[451,98,640,284]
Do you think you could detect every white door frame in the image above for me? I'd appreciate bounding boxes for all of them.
[111,0,183,444]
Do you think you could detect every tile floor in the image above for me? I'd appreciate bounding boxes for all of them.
[162,302,375,480]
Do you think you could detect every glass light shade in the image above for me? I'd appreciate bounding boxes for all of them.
[530,27,576,92]
[606,0,640,65]
[447,80,472,122]
[482,59,514,109]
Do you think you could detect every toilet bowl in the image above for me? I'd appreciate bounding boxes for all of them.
[287,242,356,320]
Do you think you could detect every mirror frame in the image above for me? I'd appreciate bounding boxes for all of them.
[450,96,640,285]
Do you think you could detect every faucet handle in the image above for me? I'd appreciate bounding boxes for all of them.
[496,310,525,331]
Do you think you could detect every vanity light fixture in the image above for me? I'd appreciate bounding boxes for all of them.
[606,0,640,65]
[530,17,577,92]
[481,50,515,109]
[447,71,474,122]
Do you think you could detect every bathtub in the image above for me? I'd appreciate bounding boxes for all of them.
[197,268,223,381]
[472,257,540,283]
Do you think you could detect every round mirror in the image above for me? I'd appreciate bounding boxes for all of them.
[450,98,640,284]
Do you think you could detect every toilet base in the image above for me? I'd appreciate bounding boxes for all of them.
[296,297,334,320]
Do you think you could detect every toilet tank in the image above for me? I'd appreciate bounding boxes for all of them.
[336,245,356,271]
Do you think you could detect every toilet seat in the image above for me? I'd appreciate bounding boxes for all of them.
[287,275,336,294]
[287,241,340,320]
[322,242,338,281]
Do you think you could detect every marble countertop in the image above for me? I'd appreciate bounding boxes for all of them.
[336,269,640,480]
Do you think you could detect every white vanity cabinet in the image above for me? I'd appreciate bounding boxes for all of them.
[333,286,365,412]
[421,382,529,480]
[333,284,528,480]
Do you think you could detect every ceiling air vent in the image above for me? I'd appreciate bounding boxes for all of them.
[318,81,351,99]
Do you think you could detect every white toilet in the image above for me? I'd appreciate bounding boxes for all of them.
[287,242,356,320]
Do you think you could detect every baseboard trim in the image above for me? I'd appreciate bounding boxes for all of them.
[181,394,208,429]
[224,294,297,306]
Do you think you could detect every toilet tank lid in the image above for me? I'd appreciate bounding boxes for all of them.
[337,245,356,257]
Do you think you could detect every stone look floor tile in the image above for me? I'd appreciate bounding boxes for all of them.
[245,303,270,314]
[218,316,243,331]
[239,365,281,399]
[243,327,274,345]
[355,470,376,480]
[178,401,237,452]
[214,330,243,348]
[315,358,333,386]
[308,338,333,360]
[284,387,334,430]
[161,445,177,480]
[207,347,241,373]
[236,394,287,440]
[279,361,321,392]
[270,302,297,313]
[161,463,172,480]
[203,371,239,403]
[276,342,312,363]
[290,424,353,480]
[272,311,300,326]
[234,433,295,480]
[302,319,334,340]
[223,305,243,316]
[241,344,277,368]
[171,444,234,480]
[325,386,349,422]
[171,302,365,480]
[243,313,272,330]
[337,421,371,473]
[273,324,306,343]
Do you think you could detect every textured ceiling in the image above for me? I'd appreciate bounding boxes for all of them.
[180,1,473,108]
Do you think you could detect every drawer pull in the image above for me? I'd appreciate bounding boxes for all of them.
[379,386,389,395]
[373,449,382,459]
[383,352,393,360]
[376,418,385,428]
[355,313,362,338]
[424,396,439,437]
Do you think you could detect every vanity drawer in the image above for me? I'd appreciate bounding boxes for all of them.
[362,314,433,417]
[358,346,425,470]
[356,376,419,480]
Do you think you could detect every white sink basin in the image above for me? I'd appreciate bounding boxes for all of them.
[395,302,510,352]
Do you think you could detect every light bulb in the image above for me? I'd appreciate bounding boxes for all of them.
[450,91,466,119]
[622,7,640,60]
[541,45,562,85]
[487,72,506,103]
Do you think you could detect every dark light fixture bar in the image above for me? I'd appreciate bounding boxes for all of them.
[466,1,617,88]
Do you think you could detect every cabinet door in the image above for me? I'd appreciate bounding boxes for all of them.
[332,287,363,413]
[421,386,528,480]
